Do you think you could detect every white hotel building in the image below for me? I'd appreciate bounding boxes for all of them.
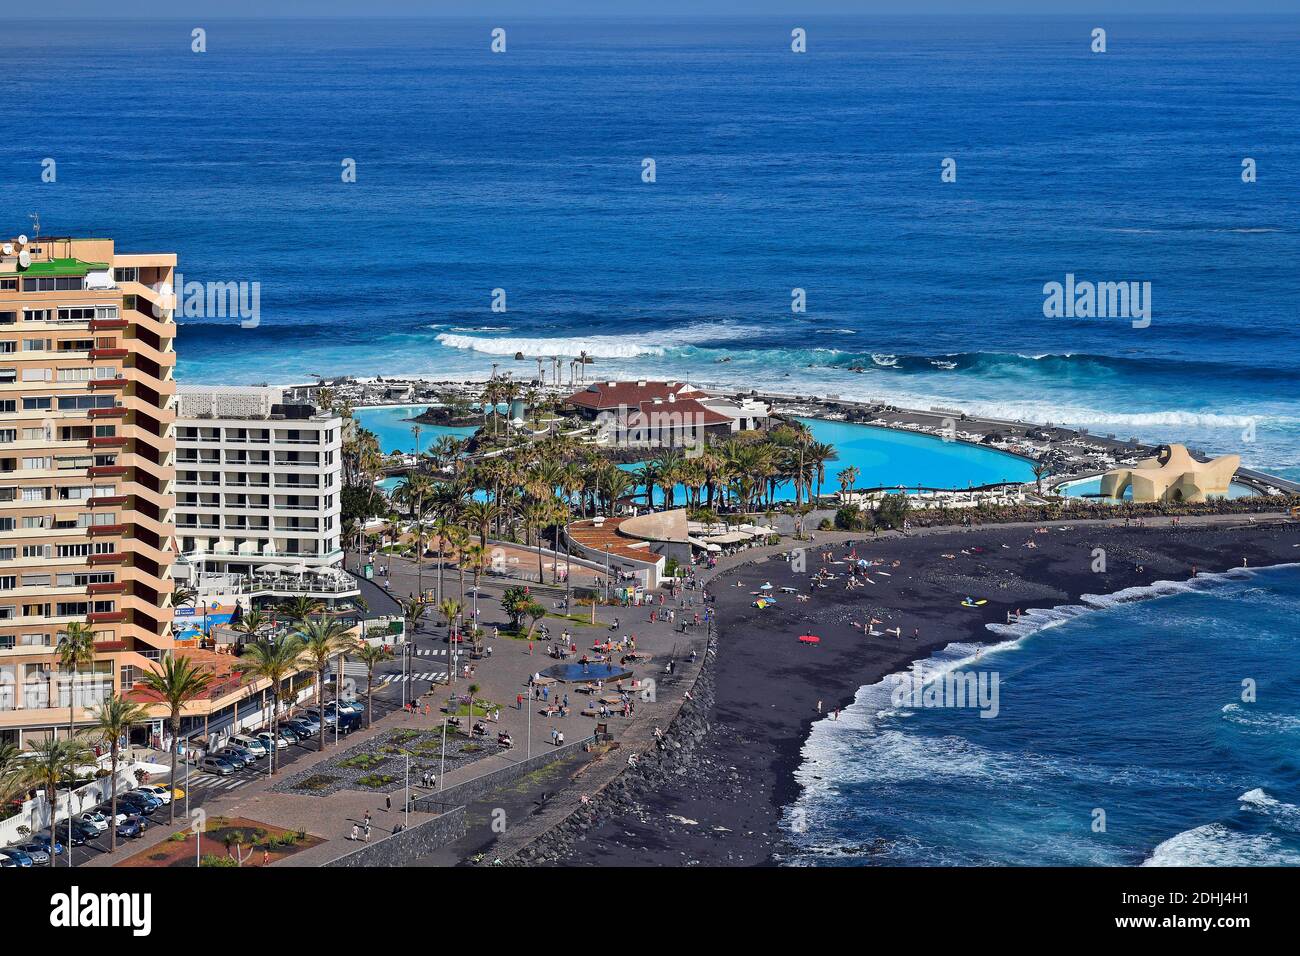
[173,386,356,604]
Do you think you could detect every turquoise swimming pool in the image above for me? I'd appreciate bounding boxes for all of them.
[353,405,479,456]
[627,417,1037,506]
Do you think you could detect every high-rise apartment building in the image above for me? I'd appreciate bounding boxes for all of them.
[0,236,177,746]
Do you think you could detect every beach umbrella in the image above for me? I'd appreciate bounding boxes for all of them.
[798,635,821,645]
[759,582,773,590]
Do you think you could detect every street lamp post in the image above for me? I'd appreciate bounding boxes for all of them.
[439,717,447,791]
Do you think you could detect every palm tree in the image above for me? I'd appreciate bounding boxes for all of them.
[296,619,354,751]
[139,655,215,823]
[354,642,392,728]
[20,736,95,866]
[837,465,861,497]
[171,583,198,613]
[239,637,306,775]
[1032,458,1052,496]
[55,622,97,738]
[0,742,26,822]
[466,682,481,723]
[399,595,428,639]
[278,595,324,627]
[88,695,150,852]
[231,609,270,651]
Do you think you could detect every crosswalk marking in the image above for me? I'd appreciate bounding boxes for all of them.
[414,649,448,657]
[379,671,447,686]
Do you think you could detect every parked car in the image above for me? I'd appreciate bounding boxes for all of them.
[230,734,269,758]
[254,731,284,752]
[0,854,18,868]
[200,756,236,775]
[62,821,99,846]
[134,784,180,805]
[0,847,34,867]
[28,832,64,856]
[292,714,322,734]
[118,793,159,816]
[78,811,110,835]
[305,706,338,726]
[336,699,364,716]
[283,719,316,740]
[116,815,145,839]
[215,746,253,769]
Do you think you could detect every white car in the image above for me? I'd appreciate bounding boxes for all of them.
[229,734,269,758]
[77,811,110,835]
[133,785,173,805]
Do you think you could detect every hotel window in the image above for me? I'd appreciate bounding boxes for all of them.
[22,338,48,351]
[23,458,52,471]
[0,606,14,621]
[22,396,52,410]
[21,368,52,382]
[0,342,14,354]
[0,279,17,291]
[0,488,13,502]
[0,577,15,591]
[23,276,85,292]
[113,267,138,283]
[0,519,14,532]
[22,429,45,441]
[0,401,13,413]
[22,545,52,559]
[57,367,92,382]
[57,339,94,352]
[0,429,15,444]
[57,394,115,411]
[0,369,15,384]
[0,548,14,561]
[24,309,51,322]
[21,575,50,589]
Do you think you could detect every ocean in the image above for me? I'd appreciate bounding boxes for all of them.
[785,564,1300,866]
[3,16,1298,479]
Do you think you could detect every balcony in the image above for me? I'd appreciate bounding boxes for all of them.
[88,611,126,624]
[89,466,128,477]
[88,378,128,389]
[93,639,128,651]
[88,495,128,507]
[87,582,125,595]
[90,348,129,360]
[86,523,127,536]
[88,406,128,418]
[88,553,125,565]
[89,436,128,448]
[90,318,128,331]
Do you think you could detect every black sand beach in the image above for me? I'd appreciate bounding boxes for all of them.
[555,516,1300,866]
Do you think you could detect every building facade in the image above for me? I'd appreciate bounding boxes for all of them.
[0,236,178,746]
[174,385,353,606]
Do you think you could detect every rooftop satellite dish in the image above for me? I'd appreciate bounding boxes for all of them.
[17,250,31,269]
[1,244,11,256]
[16,235,27,246]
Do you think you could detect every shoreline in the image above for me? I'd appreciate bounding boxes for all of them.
[548,515,1300,866]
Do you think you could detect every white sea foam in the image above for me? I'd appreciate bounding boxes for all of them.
[1143,823,1300,867]
[435,322,756,359]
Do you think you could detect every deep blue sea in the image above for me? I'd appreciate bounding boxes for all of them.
[786,565,1300,866]
[6,16,1298,865]
[3,16,1298,477]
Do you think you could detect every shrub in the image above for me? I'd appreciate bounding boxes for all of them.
[834,504,871,531]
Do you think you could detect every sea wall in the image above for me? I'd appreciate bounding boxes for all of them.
[322,806,468,867]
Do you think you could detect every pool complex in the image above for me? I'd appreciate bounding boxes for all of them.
[355,408,1039,503]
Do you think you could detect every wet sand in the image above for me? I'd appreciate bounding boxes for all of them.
[555,517,1300,866]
